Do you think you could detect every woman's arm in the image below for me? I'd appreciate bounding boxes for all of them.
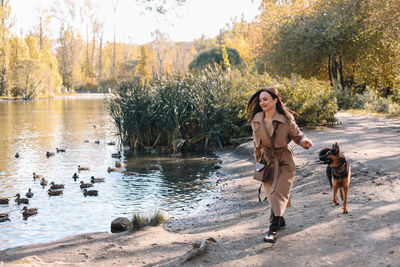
[288,119,312,149]
[254,140,261,162]
[251,121,262,162]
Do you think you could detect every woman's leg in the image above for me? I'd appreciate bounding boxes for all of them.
[264,215,283,243]
[269,208,286,230]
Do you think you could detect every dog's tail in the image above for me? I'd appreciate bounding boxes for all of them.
[327,166,333,188]
[340,188,344,201]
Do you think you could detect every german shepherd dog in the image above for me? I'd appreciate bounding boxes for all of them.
[319,142,351,214]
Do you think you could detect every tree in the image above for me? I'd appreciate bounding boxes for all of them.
[267,0,399,94]
[97,21,105,82]
[38,38,62,95]
[8,35,62,98]
[112,0,118,76]
[135,0,186,14]
[170,42,197,72]
[192,35,217,54]
[0,0,13,96]
[8,35,28,89]
[12,59,48,99]
[150,30,171,74]
[25,35,40,61]
[137,45,151,81]
[219,20,258,69]
[188,46,243,70]
[57,28,83,90]
[257,0,315,74]
[33,3,51,50]
[52,0,84,91]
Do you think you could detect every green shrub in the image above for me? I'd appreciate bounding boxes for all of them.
[189,46,243,70]
[334,84,369,110]
[338,89,400,116]
[359,90,400,114]
[277,75,338,125]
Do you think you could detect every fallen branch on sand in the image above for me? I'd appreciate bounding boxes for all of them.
[183,237,217,263]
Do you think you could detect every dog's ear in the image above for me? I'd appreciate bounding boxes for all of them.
[334,142,340,152]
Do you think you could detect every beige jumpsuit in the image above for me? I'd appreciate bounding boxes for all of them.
[251,111,308,216]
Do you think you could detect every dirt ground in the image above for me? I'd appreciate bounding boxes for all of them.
[1,112,399,267]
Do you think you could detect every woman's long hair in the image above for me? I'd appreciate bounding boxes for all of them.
[246,87,294,122]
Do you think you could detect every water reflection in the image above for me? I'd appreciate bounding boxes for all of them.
[0,96,218,250]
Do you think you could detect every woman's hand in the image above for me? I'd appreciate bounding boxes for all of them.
[302,139,313,149]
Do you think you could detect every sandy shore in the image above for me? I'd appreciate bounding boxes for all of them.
[1,112,399,266]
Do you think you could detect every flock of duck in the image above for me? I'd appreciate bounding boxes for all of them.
[0,142,132,222]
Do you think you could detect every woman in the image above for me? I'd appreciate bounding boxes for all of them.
[246,87,312,243]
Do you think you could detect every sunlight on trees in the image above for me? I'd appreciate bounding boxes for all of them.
[0,0,398,107]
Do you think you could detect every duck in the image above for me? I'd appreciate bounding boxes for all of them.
[83,140,90,143]
[115,162,124,168]
[46,151,55,157]
[83,189,98,197]
[72,172,79,181]
[0,198,9,205]
[94,140,100,144]
[33,172,44,179]
[15,193,29,204]
[148,164,161,171]
[40,178,48,186]
[111,152,121,159]
[107,141,115,146]
[15,152,20,158]
[90,176,105,183]
[0,213,10,222]
[48,189,63,196]
[56,148,66,153]
[80,181,93,189]
[50,182,65,190]
[78,165,90,171]
[25,188,34,198]
[107,167,118,173]
[22,206,38,217]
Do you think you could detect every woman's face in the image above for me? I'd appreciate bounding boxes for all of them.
[259,91,277,113]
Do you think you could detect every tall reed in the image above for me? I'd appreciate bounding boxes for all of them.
[108,68,337,152]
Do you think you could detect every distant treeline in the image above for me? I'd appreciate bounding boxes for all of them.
[1,0,398,102]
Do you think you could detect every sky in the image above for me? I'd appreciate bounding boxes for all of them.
[10,0,261,44]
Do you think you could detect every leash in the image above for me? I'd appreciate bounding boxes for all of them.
[258,184,262,203]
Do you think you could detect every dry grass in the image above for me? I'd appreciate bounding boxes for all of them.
[131,211,166,232]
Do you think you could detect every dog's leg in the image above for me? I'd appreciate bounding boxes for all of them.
[343,186,349,214]
[339,187,344,201]
[332,185,339,205]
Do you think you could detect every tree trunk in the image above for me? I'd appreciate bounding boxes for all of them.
[0,0,7,96]
[86,23,89,74]
[328,56,333,87]
[91,30,96,77]
[98,31,103,83]
[338,53,345,90]
[39,16,43,50]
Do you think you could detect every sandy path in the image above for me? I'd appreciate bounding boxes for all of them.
[1,112,399,266]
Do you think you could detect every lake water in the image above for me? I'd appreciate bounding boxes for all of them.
[0,95,219,250]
